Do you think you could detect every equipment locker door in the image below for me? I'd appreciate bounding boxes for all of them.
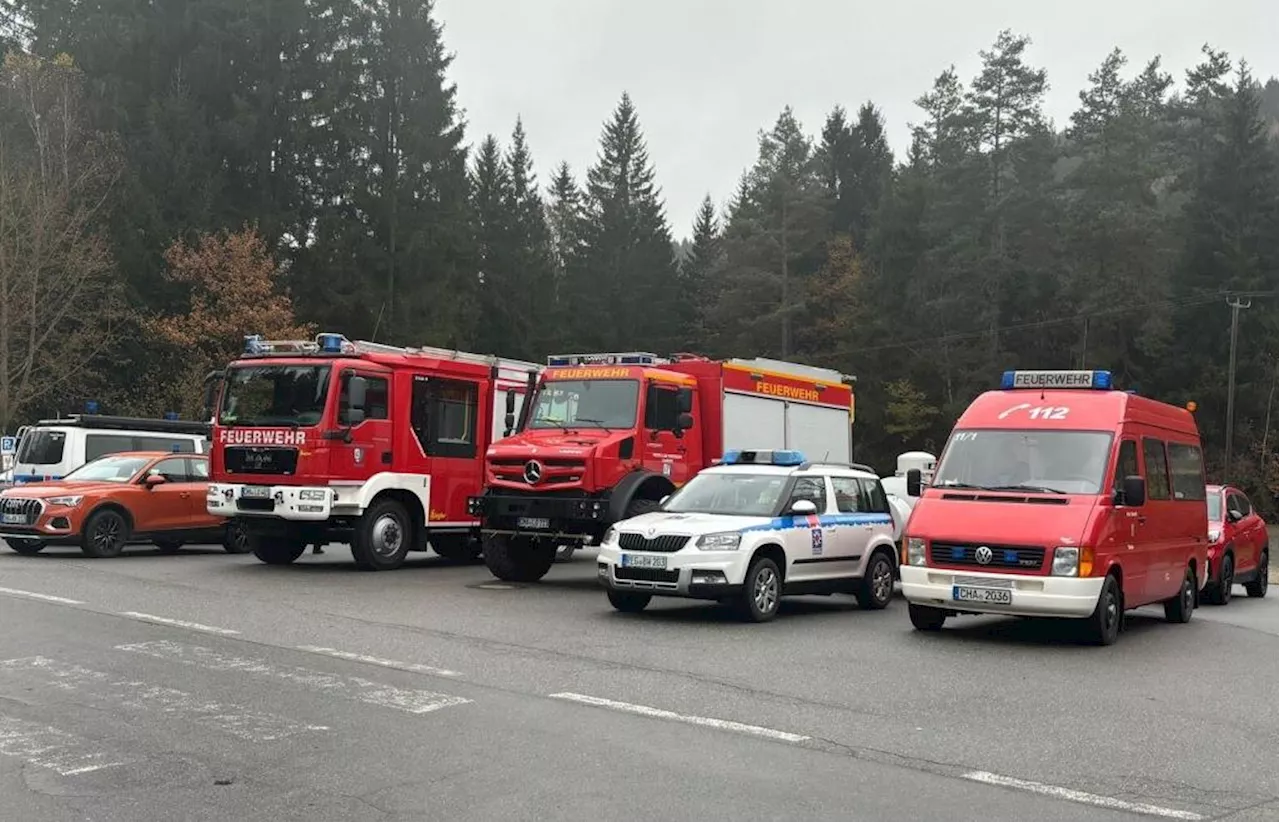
[784,402,851,463]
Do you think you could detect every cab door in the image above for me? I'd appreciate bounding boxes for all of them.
[640,381,701,488]
[408,375,484,524]
[331,370,393,484]
[1107,438,1152,604]
[780,475,836,582]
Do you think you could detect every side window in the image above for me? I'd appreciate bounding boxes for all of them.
[1229,492,1252,517]
[1141,438,1171,501]
[85,434,133,461]
[643,385,680,431]
[410,377,479,459]
[137,436,195,454]
[187,458,209,480]
[1165,442,1206,501]
[830,477,863,513]
[858,478,891,514]
[148,458,189,482]
[789,476,828,512]
[339,373,389,423]
[1111,440,1140,494]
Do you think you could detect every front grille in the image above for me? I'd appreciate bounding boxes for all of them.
[618,533,689,553]
[236,498,276,512]
[0,497,42,526]
[614,567,680,583]
[930,542,1045,570]
[225,447,298,475]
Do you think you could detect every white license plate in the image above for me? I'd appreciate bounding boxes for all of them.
[621,554,667,570]
[517,517,550,530]
[1,513,24,525]
[241,486,271,499]
[953,585,1012,605]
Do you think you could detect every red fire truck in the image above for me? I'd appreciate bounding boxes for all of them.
[467,352,856,582]
[206,333,542,570]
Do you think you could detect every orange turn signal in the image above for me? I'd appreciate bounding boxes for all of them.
[1186,401,1197,413]
[1080,545,1095,577]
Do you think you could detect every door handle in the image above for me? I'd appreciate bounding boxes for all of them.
[1136,515,1146,524]
[180,492,190,499]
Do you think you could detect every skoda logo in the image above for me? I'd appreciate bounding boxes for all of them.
[975,545,993,565]
[523,460,543,485]
[646,526,657,538]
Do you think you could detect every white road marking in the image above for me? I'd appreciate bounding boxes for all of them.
[962,771,1205,820]
[0,586,84,605]
[117,640,471,715]
[0,713,127,776]
[296,646,461,678]
[549,692,810,744]
[0,656,328,742]
[119,612,240,636]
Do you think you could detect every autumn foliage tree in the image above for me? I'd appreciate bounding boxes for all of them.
[142,227,312,418]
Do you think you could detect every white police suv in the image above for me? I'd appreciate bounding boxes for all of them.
[596,449,901,622]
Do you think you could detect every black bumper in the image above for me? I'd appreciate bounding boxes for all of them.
[468,491,613,540]
[0,528,78,547]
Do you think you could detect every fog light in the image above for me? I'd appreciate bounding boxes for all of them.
[691,570,728,585]
[597,563,608,579]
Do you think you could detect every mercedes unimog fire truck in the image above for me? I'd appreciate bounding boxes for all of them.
[467,352,856,582]
[205,333,542,570]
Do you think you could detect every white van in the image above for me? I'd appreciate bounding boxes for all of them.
[11,415,210,484]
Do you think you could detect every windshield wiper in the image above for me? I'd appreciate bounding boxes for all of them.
[571,417,613,430]
[981,484,1066,495]
[532,416,570,433]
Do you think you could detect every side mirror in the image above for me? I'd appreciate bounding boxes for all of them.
[790,499,818,515]
[905,468,922,497]
[1120,475,1146,507]
[676,387,694,414]
[675,412,693,432]
[505,389,517,415]
[659,495,670,507]
[1227,508,1244,522]
[144,474,167,489]
[345,375,368,425]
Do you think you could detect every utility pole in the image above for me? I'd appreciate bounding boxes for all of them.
[1224,295,1251,476]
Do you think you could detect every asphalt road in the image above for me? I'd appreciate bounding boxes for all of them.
[0,541,1275,822]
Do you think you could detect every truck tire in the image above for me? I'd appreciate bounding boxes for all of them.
[625,497,662,518]
[482,533,556,582]
[251,534,307,565]
[351,498,413,571]
[431,533,482,563]
[81,508,129,558]
[223,520,252,554]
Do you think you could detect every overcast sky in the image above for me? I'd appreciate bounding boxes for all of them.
[434,0,1279,239]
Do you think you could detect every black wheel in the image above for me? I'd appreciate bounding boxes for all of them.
[431,533,482,563]
[607,590,651,613]
[857,552,896,610]
[1086,574,1122,645]
[350,498,413,571]
[5,538,45,555]
[154,539,184,554]
[736,556,782,622]
[250,534,308,565]
[222,520,251,554]
[81,509,128,558]
[1163,566,1196,623]
[1244,550,1269,598]
[625,497,662,518]
[1204,553,1234,605]
[908,603,946,632]
[482,533,556,582]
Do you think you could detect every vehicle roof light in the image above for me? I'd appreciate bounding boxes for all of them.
[1000,370,1113,390]
[547,352,663,367]
[721,449,806,467]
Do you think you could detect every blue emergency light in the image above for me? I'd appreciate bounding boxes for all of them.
[547,352,660,367]
[317,333,345,353]
[721,449,806,467]
[84,400,99,414]
[243,334,267,354]
[163,411,178,421]
[1000,370,1113,391]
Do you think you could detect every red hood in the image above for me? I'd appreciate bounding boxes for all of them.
[907,493,1097,547]
[2,480,133,498]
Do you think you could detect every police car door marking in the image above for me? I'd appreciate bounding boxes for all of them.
[811,528,823,556]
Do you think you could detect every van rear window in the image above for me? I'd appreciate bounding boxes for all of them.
[1166,443,1206,501]
[16,430,65,465]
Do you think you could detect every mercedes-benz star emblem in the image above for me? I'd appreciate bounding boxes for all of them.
[975,545,993,565]
[523,460,543,485]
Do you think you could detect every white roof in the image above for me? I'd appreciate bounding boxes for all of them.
[703,462,878,480]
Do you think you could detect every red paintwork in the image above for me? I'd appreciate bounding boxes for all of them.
[1206,484,1269,582]
[905,387,1209,609]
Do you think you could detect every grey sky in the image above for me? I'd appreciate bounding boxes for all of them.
[434,0,1279,239]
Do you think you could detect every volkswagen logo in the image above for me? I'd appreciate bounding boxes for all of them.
[523,460,543,485]
[975,545,993,565]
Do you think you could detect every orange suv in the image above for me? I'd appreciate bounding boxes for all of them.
[0,452,248,557]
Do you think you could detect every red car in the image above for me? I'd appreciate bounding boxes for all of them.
[1203,484,1270,604]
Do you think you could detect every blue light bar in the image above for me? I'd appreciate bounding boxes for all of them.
[721,449,806,467]
[1000,370,1112,390]
[546,352,660,367]
[84,400,99,414]
[163,411,179,421]
[316,333,345,353]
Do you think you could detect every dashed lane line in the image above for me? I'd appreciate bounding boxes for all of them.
[548,692,810,744]
[962,771,1205,820]
[296,646,462,678]
[0,586,84,605]
[119,612,240,636]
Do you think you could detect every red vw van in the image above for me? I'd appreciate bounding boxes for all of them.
[899,370,1209,646]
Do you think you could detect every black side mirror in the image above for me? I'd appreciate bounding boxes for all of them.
[906,468,922,497]
[503,390,517,435]
[1120,475,1146,507]
[675,412,693,431]
[676,387,694,414]
[346,375,368,425]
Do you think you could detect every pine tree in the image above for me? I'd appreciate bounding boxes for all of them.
[502,119,557,358]
[545,161,584,315]
[678,195,722,348]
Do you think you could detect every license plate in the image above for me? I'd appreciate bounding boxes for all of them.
[621,554,667,569]
[241,486,271,499]
[1,513,24,524]
[953,585,1012,605]
[517,517,550,530]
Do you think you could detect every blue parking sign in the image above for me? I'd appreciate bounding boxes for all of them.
[0,436,15,455]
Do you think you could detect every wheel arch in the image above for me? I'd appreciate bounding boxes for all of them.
[369,489,425,542]
[83,501,134,535]
[749,541,787,583]
[607,471,676,523]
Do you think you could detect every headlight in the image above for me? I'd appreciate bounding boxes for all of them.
[46,495,83,507]
[299,489,327,501]
[1051,546,1079,577]
[906,537,927,566]
[601,526,617,545]
[696,532,741,551]
[1208,528,1221,543]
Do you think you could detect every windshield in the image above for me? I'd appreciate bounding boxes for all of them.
[63,455,150,483]
[16,429,66,465]
[219,365,331,427]
[527,379,639,430]
[1206,494,1222,522]
[933,429,1114,495]
[663,471,790,517]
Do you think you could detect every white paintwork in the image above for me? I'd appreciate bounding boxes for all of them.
[0,713,127,776]
[116,640,471,715]
[962,771,1204,820]
[11,424,207,483]
[783,401,851,464]
[549,692,809,744]
[0,586,84,605]
[207,471,433,524]
[0,657,328,742]
[119,612,240,636]
[899,566,1105,618]
[296,646,461,678]
[722,393,787,451]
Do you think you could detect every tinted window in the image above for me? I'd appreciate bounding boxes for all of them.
[858,478,891,514]
[1141,438,1170,501]
[831,477,863,513]
[16,430,65,465]
[1166,442,1206,501]
[85,433,134,461]
[1228,492,1252,517]
[340,373,389,423]
[411,377,479,459]
[1112,440,1139,494]
[789,476,828,512]
[644,385,681,431]
[220,364,331,426]
[188,458,209,480]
